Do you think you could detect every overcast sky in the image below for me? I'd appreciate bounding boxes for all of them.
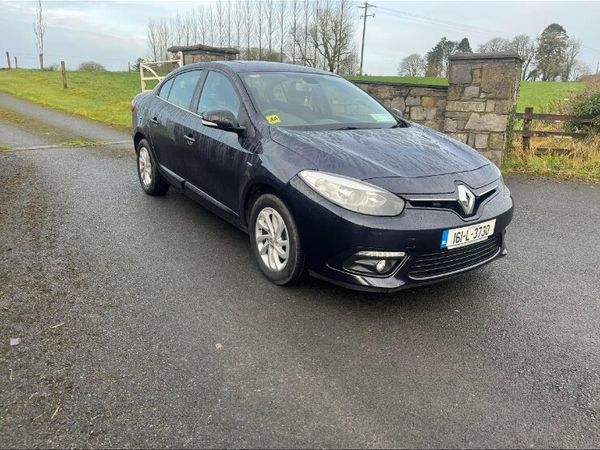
[1,0,599,74]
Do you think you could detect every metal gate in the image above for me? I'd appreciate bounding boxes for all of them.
[139,51,183,92]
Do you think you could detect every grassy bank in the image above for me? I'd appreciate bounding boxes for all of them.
[348,76,585,112]
[0,69,141,127]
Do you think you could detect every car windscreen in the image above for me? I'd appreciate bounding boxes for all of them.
[240,72,398,130]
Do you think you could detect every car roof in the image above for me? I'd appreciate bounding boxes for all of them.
[174,60,338,77]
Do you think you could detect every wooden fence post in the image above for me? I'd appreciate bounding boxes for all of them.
[60,61,67,89]
[128,61,131,72]
[522,106,533,151]
[39,53,44,70]
[6,51,11,69]
[14,56,17,69]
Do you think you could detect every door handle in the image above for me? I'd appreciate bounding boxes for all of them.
[184,134,195,144]
[150,117,159,125]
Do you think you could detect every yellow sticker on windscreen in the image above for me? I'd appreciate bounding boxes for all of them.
[265,114,281,124]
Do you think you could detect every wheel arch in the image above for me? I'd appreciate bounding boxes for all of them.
[241,181,280,230]
[133,131,146,154]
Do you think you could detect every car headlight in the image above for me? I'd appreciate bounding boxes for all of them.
[298,170,405,216]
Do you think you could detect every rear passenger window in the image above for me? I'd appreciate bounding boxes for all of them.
[167,70,203,110]
[158,77,174,99]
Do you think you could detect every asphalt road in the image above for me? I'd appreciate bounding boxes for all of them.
[1,93,599,448]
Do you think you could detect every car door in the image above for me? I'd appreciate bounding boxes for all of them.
[184,70,255,215]
[149,70,203,182]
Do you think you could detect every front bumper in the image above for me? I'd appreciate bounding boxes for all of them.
[285,177,514,292]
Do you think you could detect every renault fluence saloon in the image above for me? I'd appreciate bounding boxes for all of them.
[132,61,513,292]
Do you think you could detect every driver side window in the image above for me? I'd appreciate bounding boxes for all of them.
[198,71,241,120]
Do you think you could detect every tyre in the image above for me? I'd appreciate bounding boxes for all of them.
[249,194,306,286]
[136,139,169,196]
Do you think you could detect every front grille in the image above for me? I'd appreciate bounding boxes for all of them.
[408,188,497,218]
[408,234,502,280]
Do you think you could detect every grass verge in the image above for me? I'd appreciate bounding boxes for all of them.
[0,69,142,128]
[503,135,600,182]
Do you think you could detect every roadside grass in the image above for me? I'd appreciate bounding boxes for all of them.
[57,139,98,147]
[503,135,600,182]
[0,107,27,124]
[0,69,142,128]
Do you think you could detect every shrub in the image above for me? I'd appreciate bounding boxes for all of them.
[78,61,106,72]
[570,92,600,132]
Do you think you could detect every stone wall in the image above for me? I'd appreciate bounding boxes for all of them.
[354,53,522,165]
[355,82,448,131]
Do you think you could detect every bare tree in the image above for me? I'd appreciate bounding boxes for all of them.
[478,37,512,53]
[265,0,275,55]
[227,0,232,48]
[398,53,425,77]
[278,0,287,62]
[216,1,225,47]
[309,0,354,73]
[183,13,194,46]
[158,17,171,60]
[289,0,299,63]
[562,38,581,81]
[199,6,207,45]
[511,34,536,80]
[33,0,46,69]
[207,3,214,46]
[147,19,160,61]
[257,0,263,59]
[571,60,592,80]
[234,0,244,51]
[145,0,359,68]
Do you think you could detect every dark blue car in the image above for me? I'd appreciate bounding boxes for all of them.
[132,61,513,292]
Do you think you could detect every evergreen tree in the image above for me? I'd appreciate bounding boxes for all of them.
[456,37,472,53]
[535,23,569,81]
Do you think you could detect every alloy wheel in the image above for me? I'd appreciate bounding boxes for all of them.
[138,147,152,187]
[255,207,289,272]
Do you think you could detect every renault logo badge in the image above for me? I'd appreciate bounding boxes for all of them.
[457,185,476,215]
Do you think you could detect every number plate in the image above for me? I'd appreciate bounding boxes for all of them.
[441,219,496,250]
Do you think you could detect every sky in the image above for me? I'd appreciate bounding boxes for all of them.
[1,0,599,74]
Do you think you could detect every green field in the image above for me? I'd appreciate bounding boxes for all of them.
[0,69,588,128]
[347,75,449,86]
[0,69,143,128]
[348,76,585,112]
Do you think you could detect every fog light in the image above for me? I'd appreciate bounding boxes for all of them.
[342,250,406,276]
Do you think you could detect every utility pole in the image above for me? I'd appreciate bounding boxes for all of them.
[358,2,375,76]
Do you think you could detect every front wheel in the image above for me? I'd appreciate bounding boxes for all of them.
[249,194,305,286]
[136,139,169,196]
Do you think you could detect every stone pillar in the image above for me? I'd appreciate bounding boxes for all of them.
[444,53,522,165]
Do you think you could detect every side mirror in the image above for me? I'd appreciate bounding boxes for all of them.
[201,110,245,134]
[391,108,404,119]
